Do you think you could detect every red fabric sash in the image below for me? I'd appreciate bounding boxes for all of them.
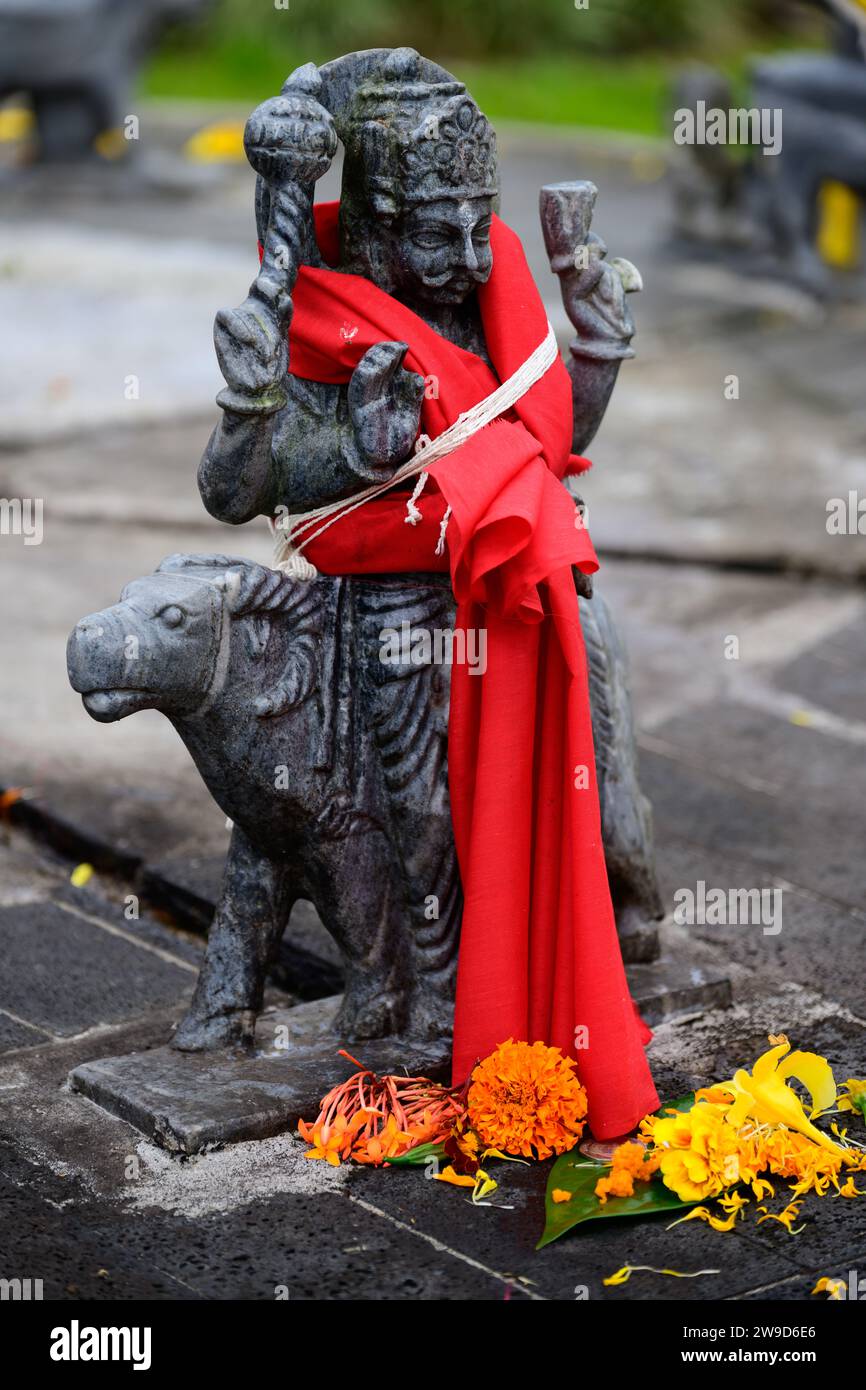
[286,203,658,1137]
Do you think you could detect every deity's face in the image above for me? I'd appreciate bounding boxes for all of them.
[385,195,494,307]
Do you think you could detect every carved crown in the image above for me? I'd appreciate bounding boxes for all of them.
[342,48,498,215]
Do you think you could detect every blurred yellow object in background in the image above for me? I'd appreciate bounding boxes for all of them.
[184,121,246,164]
[0,106,33,143]
[70,863,94,888]
[817,180,862,269]
[93,128,127,161]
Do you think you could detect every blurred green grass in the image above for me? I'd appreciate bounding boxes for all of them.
[143,48,672,134]
[144,47,820,136]
[141,0,827,136]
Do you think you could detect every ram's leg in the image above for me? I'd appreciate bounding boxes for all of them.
[309,828,413,1041]
[579,588,663,963]
[172,826,293,1051]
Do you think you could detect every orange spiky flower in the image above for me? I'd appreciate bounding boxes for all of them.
[298,1051,467,1167]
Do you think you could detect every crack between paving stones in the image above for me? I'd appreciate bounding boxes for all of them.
[53,898,199,974]
[659,828,866,932]
[346,1194,546,1300]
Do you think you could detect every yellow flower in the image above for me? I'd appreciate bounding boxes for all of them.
[467,1039,587,1160]
[667,1205,741,1233]
[471,1169,498,1203]
[603,1264,720,1286]
[643,1102,748,1202]
[435,1164,498,1204]
[812,1276,846,1300]
[837,1176,863,1198]
[184,121,246,165]
[435,1165,476,1188]
[757,1199,805,1234]
[751,1177,775,1201]
[837,1078,866,1115]
[715,1037,843,1156]
[718,1190,750,1217]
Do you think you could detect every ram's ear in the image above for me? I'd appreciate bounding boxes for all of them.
[255,645,317,718]
[243,615,271,661]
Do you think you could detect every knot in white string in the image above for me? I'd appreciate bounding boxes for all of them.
[271,321,559,573]
[434,504,453,557]
[404,470,429,526]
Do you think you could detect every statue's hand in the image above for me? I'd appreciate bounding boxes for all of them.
[541,181,639,353]
[348,341,425,470]
[213,293,291,405]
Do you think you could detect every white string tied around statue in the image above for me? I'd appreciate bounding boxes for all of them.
[271,321,559,579]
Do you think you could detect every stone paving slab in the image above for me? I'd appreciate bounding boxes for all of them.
[649,694,866,808]
[69,998,451,1155]
[6,979,860,1302]
[0,1153,530,1302]
[51,880,206,967]
[772,617,866,725]
[0,1013,49,1050]
[640,745,865,913]
[653,836,866,1018]
[625,951,732,1024]
[0,223,249,445]
[0,900,196,1039]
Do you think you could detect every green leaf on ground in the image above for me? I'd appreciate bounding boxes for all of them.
[537,1093,697,1249]
[386,1141,447,1167]
[849,1093,866,1126]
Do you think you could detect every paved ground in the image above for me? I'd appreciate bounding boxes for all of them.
[1,107,865,1302]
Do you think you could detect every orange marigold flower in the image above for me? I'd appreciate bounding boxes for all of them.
[595,1166,637,1205]
[758,1127,847,1196]
[467,1039,588,1161]
[552,1188,573,1204]
[595,1141,659,1205]
[612,1140,659,1179]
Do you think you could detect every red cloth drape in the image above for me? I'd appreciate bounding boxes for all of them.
[284,203,658,1137]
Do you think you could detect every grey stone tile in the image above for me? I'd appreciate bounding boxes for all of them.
[0,1010,49,1052]
[641,747,865,913]
[0,901,194,1037]
[654,836,866,1015]
[773,619,866,725]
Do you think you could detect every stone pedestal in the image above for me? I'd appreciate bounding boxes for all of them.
[69,939,730,1155]
[626,953,731,1026]
[69,997,450,1155]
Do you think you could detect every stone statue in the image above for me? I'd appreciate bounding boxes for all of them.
[669,35,866,294]
[68,49,662,1065]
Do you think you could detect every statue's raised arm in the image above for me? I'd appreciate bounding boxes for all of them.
[540,181,642,455]
[200,61,427,526]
